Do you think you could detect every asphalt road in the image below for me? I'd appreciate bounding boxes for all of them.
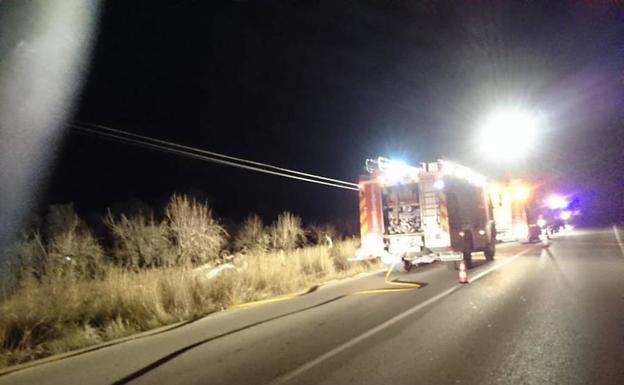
[2,227,623,385]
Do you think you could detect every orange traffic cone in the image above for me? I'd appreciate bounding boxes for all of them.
[459,260,468,284]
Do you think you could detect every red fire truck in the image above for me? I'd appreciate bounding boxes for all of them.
[355,157,496,271]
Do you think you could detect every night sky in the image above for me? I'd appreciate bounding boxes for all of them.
[43,0,624,229]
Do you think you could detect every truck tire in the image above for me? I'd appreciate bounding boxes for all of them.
[390,258,409,273]
[462,232,473,269]
[463,251,472,269]
[484,242,495,261]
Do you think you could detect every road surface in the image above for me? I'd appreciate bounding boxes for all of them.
[2,227,623,385]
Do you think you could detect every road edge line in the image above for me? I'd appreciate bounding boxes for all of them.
[0,320,192,377]
[612,224,624,258]
[269,247,533,385]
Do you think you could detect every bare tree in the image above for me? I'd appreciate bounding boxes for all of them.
[165,194,227,265]
[233,214,269,252]
[268,212,305,251]
[44,204,105,279]
[104,210,173,269]
[13,204,106,282]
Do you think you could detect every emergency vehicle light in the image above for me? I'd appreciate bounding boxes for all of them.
[511,184,530,201]
[439,160,487,187]
[373,157,420,184]
[546,194,568,210]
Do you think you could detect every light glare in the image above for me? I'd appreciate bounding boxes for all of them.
[546,194,568,210]
[511,184,530,201]
[380,159,413,183]
[479,108,541,161]
[0,1,100,254]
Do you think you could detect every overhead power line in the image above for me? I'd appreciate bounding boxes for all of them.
[70,122,360,192]
[74,121,359,188]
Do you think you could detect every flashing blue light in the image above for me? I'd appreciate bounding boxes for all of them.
[546,194,568,210]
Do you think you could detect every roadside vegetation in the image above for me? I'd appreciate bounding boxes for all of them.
[0,195,376,368]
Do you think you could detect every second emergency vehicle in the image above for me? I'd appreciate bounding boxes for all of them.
[488,180,530,242]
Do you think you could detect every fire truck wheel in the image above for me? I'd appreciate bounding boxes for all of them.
[403,260,413,272]
[462,233,473,269]
[484,242,495,261]
[462,251,473,269]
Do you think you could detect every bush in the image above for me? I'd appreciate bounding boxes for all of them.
[104,211,174,269]
[45,204,106,280]
[233,214,269,252]
[268,212,305,251]
[13,204,106,282]
[10,233,47,282]
[307,224,338,246]
[165,194,227,265]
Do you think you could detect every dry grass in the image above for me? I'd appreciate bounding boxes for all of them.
[0,198,373,368]
[0,238,377,369]
[228,239,366,303]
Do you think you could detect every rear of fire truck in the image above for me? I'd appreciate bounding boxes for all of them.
[488,180,530,242]
[355,158,496,271]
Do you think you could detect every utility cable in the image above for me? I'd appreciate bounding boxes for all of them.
[71,124,360,191]
[73,121,359,188]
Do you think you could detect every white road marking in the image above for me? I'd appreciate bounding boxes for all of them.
[612,224,624,258]
[269,247,533,385]
[470,248,532,282]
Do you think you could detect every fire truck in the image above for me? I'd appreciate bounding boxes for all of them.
[355,157,496,271]
[488,180,530,242]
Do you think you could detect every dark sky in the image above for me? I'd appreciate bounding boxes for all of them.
[45,0,624,228]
